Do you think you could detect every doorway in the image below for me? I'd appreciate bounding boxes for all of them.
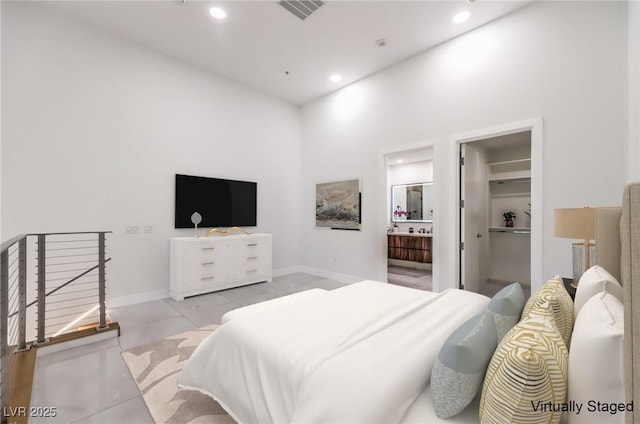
[459,131,533,298]
[385,148,434,291]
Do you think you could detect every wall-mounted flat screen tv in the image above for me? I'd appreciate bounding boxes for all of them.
[175,174,257,228]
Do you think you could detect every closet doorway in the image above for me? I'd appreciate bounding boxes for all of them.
[385,148,434,291]
[459,131,533,299]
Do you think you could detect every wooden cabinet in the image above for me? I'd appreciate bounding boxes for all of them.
[387,234,432,263]
[170,234,272,301]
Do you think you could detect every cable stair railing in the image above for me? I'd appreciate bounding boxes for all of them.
[0,231,116,424]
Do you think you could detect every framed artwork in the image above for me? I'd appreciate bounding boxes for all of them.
[315,178,361,230]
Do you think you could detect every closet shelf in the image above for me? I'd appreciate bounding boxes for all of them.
[489,177,531,185]
[487,159,531,182]
[489,227,531,234]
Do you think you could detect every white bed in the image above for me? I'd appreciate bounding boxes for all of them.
[179,281,489,424]
[179,183,640,424]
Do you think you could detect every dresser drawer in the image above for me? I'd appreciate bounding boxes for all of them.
[178,258,230,289]
[170,234,272,301]
[230,239,271,279]
[179,243,222,264]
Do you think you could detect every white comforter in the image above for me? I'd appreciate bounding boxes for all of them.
[179,281,489,424]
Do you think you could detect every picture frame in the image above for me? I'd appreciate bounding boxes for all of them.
[315,178,361,230]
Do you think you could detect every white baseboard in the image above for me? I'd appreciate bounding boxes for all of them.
[107,289,169,308]
[297,266,363,284]
[273,265,303,277]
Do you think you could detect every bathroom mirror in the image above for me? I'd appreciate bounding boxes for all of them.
[391,182,433,223]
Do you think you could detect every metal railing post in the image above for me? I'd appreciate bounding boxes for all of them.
[1,249,10,424]
[16,237,28,352]
[36,234,47,344]
[97,232,108,330]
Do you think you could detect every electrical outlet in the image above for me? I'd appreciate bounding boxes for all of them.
[144,225,153,234]
[125,226,139,234]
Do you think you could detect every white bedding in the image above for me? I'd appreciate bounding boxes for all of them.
[179,280,489,424]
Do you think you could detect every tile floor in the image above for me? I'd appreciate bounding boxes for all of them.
[387,265,433,291]
[28,272,348,424]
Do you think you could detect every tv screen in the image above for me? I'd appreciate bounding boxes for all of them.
[175,174,257,228]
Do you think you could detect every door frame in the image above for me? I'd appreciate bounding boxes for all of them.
[378,139,439,286]
[452,117,544,290]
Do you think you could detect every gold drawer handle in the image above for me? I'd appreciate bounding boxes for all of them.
[247,243,258,247]
[202,261,214,266]
[201,276,215,281]
[246,269,258,273]
[201,247,215,251]
[247,256,257,260]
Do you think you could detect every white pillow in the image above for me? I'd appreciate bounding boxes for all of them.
[568,292,625,424]
[574,265,623,319]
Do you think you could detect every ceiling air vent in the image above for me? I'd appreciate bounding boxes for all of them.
[278,1,324,21]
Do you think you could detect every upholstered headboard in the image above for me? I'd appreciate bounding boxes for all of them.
[596,207,622,282]
[622,183,640,424]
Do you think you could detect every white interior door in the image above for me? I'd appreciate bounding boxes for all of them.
[460,143,488,293]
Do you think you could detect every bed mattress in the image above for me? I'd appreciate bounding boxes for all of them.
[179,280,489,424]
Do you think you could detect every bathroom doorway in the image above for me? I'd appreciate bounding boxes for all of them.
[385,148,434,291]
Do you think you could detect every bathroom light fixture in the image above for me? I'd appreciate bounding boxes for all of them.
[396,159,404,164]
[209,6,227,19]
[452,10,470,24]
[330,74,342,83]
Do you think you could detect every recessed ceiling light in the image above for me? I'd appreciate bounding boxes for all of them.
[209,6,227,20]
[452,10,470,24]
[330,74,342,83]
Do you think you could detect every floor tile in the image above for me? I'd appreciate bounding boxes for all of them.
[388,274,432,291]
[71,396,153,424]
[118,316,197,351]
[30,340,139,424]
[108,299,181,329]
[216,281,279,302]
[164,291,231,315]
[272,272,325,287]
[281,278,347,294]
[28,272,340,423]
[216,284,291,306]
[305,278,350,291]
[37,338,121,364]
[180,301,243,327]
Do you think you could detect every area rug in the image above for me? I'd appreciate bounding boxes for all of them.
[122,324,235,424]
[387,265,429,278]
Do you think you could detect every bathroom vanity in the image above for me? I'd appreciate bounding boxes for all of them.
[387,233,432,263]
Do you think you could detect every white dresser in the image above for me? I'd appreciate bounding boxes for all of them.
[169,233,272,301]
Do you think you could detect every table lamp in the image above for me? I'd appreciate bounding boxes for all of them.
[554,207,596,288]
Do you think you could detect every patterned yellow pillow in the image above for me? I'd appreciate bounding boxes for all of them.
[480,302,568,424]
[521,275,574,346]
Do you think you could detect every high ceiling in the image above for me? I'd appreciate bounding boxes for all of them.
[46,1,530,105]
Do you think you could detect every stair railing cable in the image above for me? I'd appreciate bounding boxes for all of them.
[7,259,112,321]
[0,231,111,424]
[1,234,27,424]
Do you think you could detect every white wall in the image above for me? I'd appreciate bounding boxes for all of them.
[0,1,3,247]
[299,1,627,291]
[1,2,302,305]
[387,161,433,186]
